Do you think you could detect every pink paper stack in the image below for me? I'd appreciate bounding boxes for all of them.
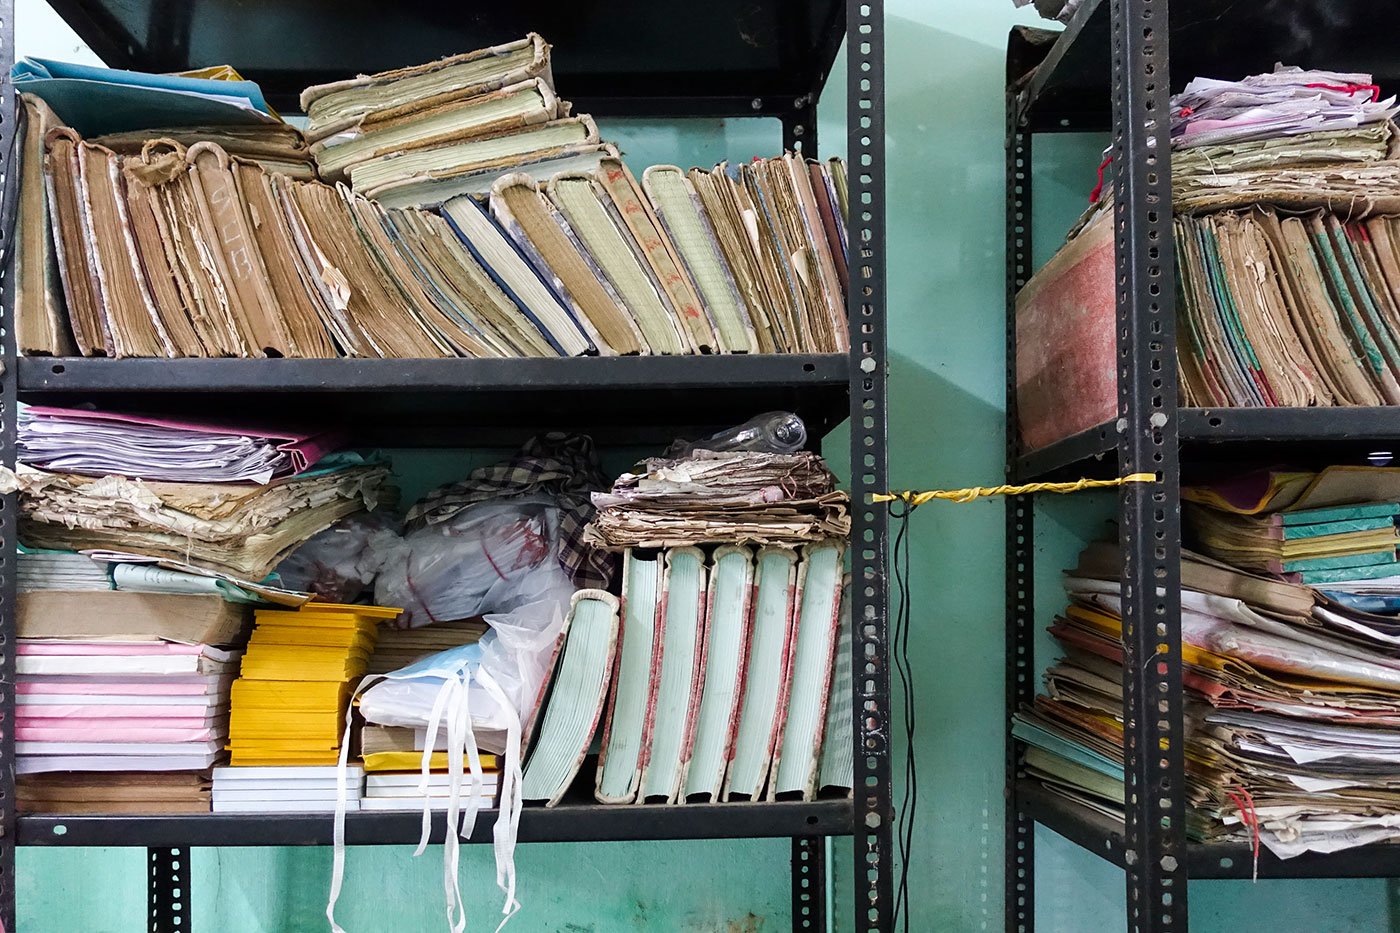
[16,640,241,814]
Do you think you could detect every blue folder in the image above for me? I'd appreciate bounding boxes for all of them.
[13,57,277,137]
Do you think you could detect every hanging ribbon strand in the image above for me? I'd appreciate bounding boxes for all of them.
[873,472,1156,508]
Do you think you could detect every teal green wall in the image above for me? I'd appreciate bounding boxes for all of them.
[14,0,1400,930]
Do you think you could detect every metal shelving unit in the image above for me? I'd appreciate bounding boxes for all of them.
[0,1,893,930]
[1005,1,1400,931]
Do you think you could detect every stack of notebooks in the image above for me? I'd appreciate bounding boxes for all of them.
[17,638,240,812]
[302,34,605,206]
[17,41,848,360]
[365,619,488,675]
[357,725,501,810]
[519,541,852,806]
[1015,65,1400,452]
[584,450,852,548]
[1017,465,1400,858]
[212,765,363,814]
[226,602,400,767]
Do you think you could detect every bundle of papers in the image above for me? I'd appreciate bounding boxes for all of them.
[14,459,392,580]
[227,603,399,766]
[361,771,499,811]
[18,406,338,484]
[19,590,249,645]
[212,765,363,813]
[1024,465,1400,859]
[359,723,501,773]
[366,619,487,675]
[301,34,618,207]
[1173,123,1396,183]
[19,771,212,815]
[18,550,111,591]
[17,640,239,775]
[1174,207,1400,407]
[1171,66,1399,150]
[584,450,851,548]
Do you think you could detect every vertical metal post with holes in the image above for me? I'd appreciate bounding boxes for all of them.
[149,847,190,932]
[791,837,828,930]
[847,0,892,930]
[1003,88,1035,933]
[0,0,18,925]
[1109,0,1187,930]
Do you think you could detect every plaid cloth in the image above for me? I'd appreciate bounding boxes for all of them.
[405,433,616,589]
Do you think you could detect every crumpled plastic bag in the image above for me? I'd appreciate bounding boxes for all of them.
[375,497,570,628]
[274,511,402,602]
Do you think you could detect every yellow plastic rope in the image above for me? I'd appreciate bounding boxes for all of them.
[873,472,1156,507]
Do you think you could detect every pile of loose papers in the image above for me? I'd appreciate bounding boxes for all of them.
[1018,466,1400,858]
[584,450,850,548]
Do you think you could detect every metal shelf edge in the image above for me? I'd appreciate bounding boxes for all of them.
[17,354,852,393]
[18,799,855,847]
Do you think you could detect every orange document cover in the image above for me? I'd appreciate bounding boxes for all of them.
[1014,209,1115,453]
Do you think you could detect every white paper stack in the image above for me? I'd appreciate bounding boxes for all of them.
[361,771,500,811]
[212,765,364,813]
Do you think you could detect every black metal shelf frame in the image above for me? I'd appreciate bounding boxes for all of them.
[1006,0,1188,931]
[0,1,893,930]
[1006,1,1400,931]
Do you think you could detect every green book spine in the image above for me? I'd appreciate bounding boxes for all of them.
[1282,550,1396,573]
[1281,516,1398,539]
[1299,560,1400,585]
[1280,502,1400,527]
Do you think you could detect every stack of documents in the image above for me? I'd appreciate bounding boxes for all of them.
[361,771,499,811]
[227,603,399,766]
[18,406,338,484]
[1171,66,1398,151]
[586,542,849,806]
[19,771,212,815]
[18,550,112,591]
[359,723,501,774]
[17,640,239,776]
[212,765,363,813]
[585,450,851,548]
[91,122,317,180]
[1021,466,1400,858]
[365,619,487,675]
[14,457,392,581]
[302,34,615,207]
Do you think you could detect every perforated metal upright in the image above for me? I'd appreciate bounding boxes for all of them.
[0,0,18,928]
[1005,0,1186,930]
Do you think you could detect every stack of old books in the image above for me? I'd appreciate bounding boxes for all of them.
[16,39,849,360]
[301,34,609,206]
[365,619,487,675]
[1015,65,1400,452]
[1016,465,1400,859]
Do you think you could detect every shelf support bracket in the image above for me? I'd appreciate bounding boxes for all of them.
[782,96,819,156]
[148,847,191,933]
[1110,0,1187,930]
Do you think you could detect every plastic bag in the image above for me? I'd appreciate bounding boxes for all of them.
[375,497,570,628]
[663,411,808,459]
[275,511,402,602]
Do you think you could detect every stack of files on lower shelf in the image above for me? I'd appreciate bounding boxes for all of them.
[17,640,240,776]
[361,771,500,811]
[227,603,400,766]
[1017,466,1400,857]
[212,765,363,813]
[358,724,500,775]
[19,771,212,815]
[517,539,852,808]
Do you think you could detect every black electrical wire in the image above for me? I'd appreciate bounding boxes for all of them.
[888,501,918,933]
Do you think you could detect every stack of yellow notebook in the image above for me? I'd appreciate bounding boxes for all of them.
[228,603,401,766]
